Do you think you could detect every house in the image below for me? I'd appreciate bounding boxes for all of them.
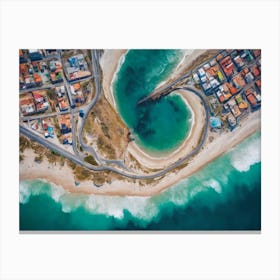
[29,49,43,61]
[219,56,235,77]
[65,54,91,81]
[58,97,69,111]
[59,114,72,134]
[49,60,63,84]
[20,98,36,115]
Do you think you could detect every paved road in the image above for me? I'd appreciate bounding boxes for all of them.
[77,50,103,164]
[21,110,76,122]
[20,49,210,180]
[76,50,130,170]
[20,84,61,95]
[20,86,209,180]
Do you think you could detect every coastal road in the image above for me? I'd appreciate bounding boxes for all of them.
[20,49,210,180]
[77,50,130,170]
[20,86,210,180]
[77,49,103,164]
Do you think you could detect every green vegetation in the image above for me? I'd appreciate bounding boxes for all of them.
[53,117,61,138]
[74,166,92,181]
[83,94,129,159]
[84,155,97,166]
[51,150,59,156]
[84,118,92,134]
[67,159,77,170]
[46,89,57,111]
[45,150,61,164]
[97,136,116,159]
[101,122,110,139]
[139,178,155,185]
[61,50,76,59]
[34,154,43,163]
[20,135,31,152]
[46,89,56,101]
[93,173,106,185]
[82,133,88,144]
[81,81,89,92]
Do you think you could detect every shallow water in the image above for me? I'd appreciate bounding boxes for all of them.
[20,131,261,230]
[113,49,192,154]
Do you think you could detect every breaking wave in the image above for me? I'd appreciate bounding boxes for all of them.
[230,131,261,172]
[19,131,261,229]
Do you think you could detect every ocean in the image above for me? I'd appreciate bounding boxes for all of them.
[113,49,192,155]
[19,50,261,231]
[20,131,261,231]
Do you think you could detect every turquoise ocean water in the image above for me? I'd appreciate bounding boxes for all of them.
[113,50,192,155]
[19,50,261,230]
[20,131,261,230]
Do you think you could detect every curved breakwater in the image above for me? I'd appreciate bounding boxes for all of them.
[20,131,261,230]
[112,49,192,155]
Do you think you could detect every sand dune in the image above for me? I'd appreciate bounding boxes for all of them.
[20,49,261,197]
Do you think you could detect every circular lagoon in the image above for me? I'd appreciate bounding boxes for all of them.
[113,50,193,156]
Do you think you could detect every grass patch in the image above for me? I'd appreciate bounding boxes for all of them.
[74,166,92,181]
[100,122,110,138]
[67,159,77,170]
[84,155,97,166]
[93,173,106,185]
[97,136,116,159]
[19,135,31,152]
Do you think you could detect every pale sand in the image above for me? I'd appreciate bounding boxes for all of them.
[20,49,261,197]
[100,49,206,109]
[100,49,127,109]
[20,110,260,197]
[127,90,206,169]
[156,49,206,88]
[100,49,208,169]
[19,149,140,196]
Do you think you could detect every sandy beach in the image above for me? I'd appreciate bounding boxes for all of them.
[100,49,127,108]
[100,49,208,169]
[20,109,260,197]
[20,49,261,197]
[127,89,206,169]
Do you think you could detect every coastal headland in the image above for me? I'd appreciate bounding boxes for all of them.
[19,49,261,196]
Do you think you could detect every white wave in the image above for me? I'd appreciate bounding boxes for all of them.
[49,183,65,202]
[20,133,260,224]
[19,180,46,204]
[203,179,222,193]
[19,181,31,204]
[230,133,261,172]
[166,178,191,206]
[84,195,158,221]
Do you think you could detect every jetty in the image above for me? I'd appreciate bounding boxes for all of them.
[138,74,191,105]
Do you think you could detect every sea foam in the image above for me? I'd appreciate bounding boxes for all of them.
[230,132,261,172]
[20,132,261,226]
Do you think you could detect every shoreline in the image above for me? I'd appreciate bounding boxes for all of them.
[20,110,261,197]
[100,49,128,109]
[20,49,261,197]
[126,90,205,169]
[101,49,208,169]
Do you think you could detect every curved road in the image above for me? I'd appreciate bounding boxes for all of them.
[20,85,209,179]
[77,50,130,169]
